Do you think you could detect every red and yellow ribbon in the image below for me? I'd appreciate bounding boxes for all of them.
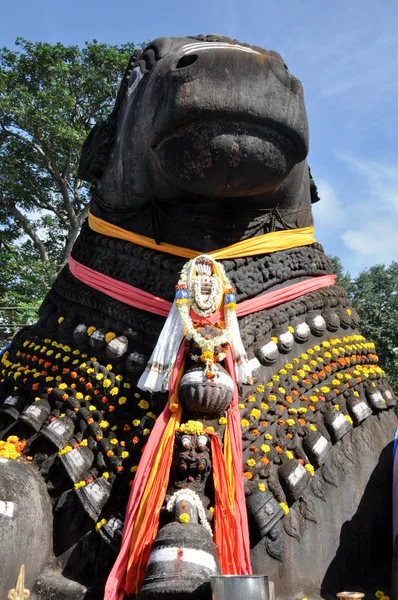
[104,348,185,599]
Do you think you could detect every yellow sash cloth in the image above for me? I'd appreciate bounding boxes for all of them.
[88,210,316,259]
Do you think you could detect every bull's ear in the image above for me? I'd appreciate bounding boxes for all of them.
[78,50,141,182]
[308,166,320,203]
[78,116,118,182]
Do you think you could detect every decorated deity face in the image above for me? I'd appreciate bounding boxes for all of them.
[195,258,213,297]
[190,257,223,317]
[170,431,211,493]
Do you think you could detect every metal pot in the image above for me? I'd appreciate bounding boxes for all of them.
[211,575,269,600]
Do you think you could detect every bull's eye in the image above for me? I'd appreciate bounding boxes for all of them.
[197,435,208,451]
[176,54,198,69]
[267,52,293,87]
[181,435,192,450]
[198,458,207,472]
[127,66,144,96]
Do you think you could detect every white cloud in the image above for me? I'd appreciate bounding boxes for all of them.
[337,155,398,268]
[312,178,344,232]
[341,220,398,266]
[312,155,398,273]
[336,153,398,215]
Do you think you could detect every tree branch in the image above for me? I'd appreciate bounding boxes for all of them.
[1,125,47,160]
[38,136,79,230]
[77,202,89,226]
[1,125,79,230]
[0,193,56,284]
[60,202,88,265]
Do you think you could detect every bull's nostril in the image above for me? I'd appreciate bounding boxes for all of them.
[176,54,198,69]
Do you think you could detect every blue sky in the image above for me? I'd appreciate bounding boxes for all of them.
[1,0,397,276]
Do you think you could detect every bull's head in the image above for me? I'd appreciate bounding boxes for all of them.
[79,35,318,245]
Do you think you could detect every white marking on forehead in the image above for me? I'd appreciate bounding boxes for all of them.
[179,42,262,57]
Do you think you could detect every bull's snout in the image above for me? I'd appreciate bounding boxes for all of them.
[145,40,309,198]
[94,35,311,208]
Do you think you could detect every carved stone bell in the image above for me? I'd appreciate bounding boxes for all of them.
[0,395,26,421]
[278,459,309,503]
[346,396,372,426]
[382,384,397,408]
[75,477,111,521]
[365,386,388,412]
[59,446,94,483]
[324,405,352,443]
[246,490,284,538]
[138,521,220,600]
[41,417,75,450]
[19,398,51,432]
[302,430,331,468]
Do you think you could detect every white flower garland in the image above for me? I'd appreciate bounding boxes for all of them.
[138,254,252,392]
[190,275,223,316]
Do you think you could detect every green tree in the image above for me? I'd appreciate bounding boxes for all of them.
[329,255,398,391]
[351,262,398,393]
[0,38,137,339]
[328,254,353,293]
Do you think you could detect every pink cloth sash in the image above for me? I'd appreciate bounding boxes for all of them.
[69,255,336,319]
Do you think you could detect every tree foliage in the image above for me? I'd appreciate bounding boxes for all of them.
[0,38,137,340]
[328,255,353,294]
[0,37,137,277]
[351,263,398,393]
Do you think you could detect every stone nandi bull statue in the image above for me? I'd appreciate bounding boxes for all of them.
[0,34,396,600]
